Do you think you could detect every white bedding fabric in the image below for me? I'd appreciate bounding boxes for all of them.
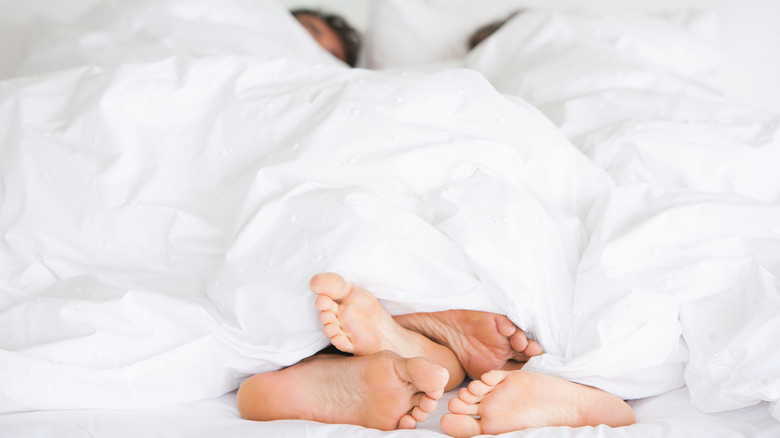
[1,0,779,436]
[461,9,780,414]
[366,0,780,115]
[465,10,780,204]
[3,386,780,438]
[365,0,727,70]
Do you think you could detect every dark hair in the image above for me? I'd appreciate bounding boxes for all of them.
[468,10,524,50]
[291,8,361,67]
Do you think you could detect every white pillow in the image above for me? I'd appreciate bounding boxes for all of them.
[366,0,724,70]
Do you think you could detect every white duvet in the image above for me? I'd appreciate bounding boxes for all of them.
[463,9,780,416]
[1,0,779,429]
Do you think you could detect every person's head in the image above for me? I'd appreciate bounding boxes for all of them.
[291,8,361,67]
[467,10,524,51]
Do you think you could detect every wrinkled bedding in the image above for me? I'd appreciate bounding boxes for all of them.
[465,10,780,203]
[462,9,780,414]
[1,0,779,436]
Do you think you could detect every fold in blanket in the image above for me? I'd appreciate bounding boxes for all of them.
[1,0,778,423]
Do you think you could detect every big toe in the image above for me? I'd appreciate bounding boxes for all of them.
[310,272,352,300]
[441,413,482,438]
[405,357,449,399]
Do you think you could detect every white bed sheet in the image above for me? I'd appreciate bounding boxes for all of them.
[3,386,780,438]
[1,0,780,437]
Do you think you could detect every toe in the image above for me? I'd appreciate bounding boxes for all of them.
[318,311,338,325]
[404,357,449,399]
[418,394,438,413]
[310,272,351,300]
[457,386,483,404]
[328,333,353,352]
[479,369,509,387]
[411,406,428,423]
[426,388,445,400]
[496,315,519,337]
[441,413,482,438]
[448,397,478,415]
[524,339,543,357]
[309,273,334,293]
[398,414,417,429]
[314,294,337,312]
[508,329,530,353]
[322,322,342,339]
[466,379,494,397]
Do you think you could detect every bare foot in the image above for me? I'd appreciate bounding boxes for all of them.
[310,273,466,390]
[237,351,449,431]
[394,310,543,379]
[441,370,636,437]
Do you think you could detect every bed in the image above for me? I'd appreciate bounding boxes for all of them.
[1,0,779,437]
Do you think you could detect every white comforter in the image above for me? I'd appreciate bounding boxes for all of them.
[463,9,780,416]
[1,0,778,426]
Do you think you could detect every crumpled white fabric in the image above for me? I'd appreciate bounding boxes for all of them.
[521,185,780,415]
[0,46,609,412]
[1,0,778,423]
[466,9,780,204]
[466,9,780,419]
